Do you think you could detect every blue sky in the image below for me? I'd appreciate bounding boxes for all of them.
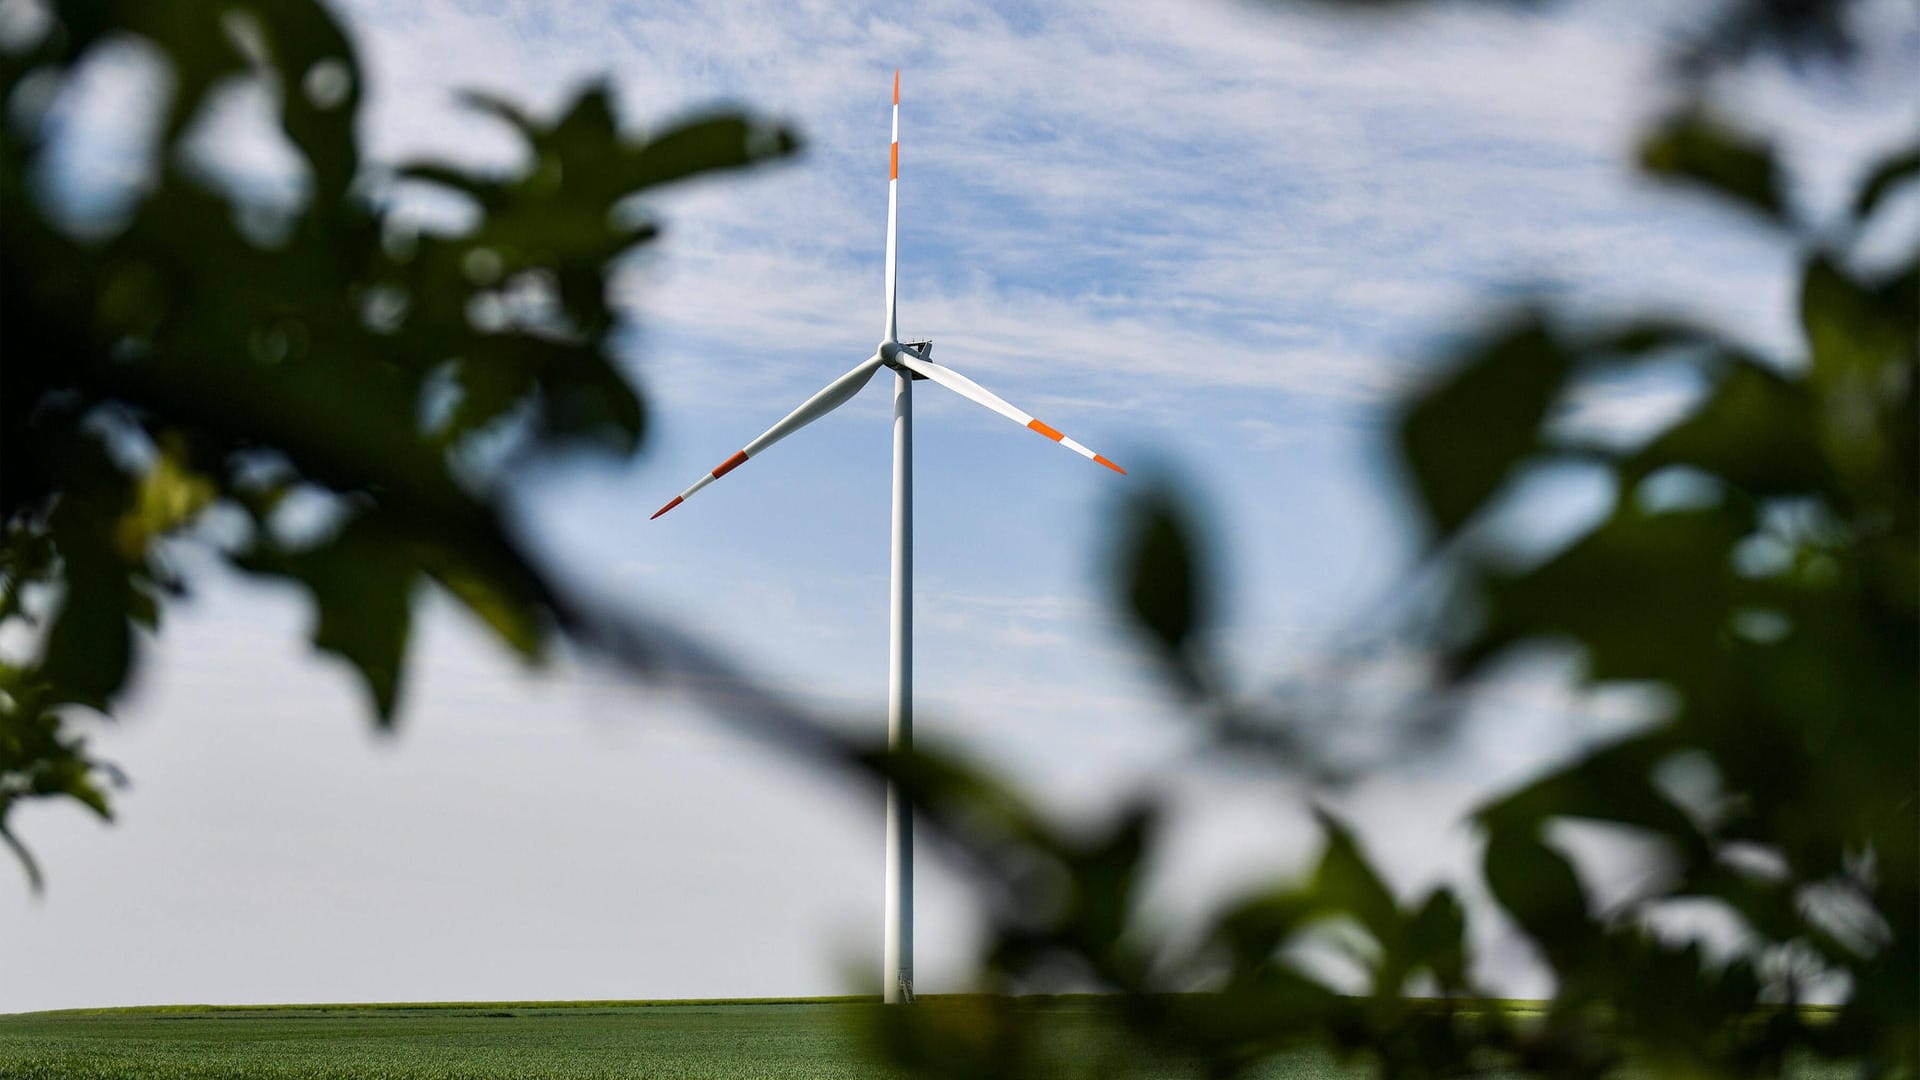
[3,0,1915,1011]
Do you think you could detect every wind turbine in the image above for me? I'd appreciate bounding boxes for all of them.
[651,70,1124,1005]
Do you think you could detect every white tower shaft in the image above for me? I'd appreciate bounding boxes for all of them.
[883,368,914,1004]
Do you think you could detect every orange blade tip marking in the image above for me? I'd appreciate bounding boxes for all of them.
[1027,419,1064,442]
[893,70,900,104]
[1094,455,1126,476]
[711,450,750,478]
[651,496,683,520]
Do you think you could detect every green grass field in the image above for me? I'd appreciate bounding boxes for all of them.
[0,999,1856,1079]
[0,999,1367,1080]
[1,1001,887,1080]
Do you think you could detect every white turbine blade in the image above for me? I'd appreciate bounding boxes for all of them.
[652,356,884,519]
[884,68,899,342]
[894,350,1126,475]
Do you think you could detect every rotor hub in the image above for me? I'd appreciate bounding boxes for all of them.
[881,339,933,378]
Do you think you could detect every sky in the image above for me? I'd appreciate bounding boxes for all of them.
[2,0,1916,1012]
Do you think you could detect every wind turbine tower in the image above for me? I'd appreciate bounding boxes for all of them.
[652,71,1124,1004]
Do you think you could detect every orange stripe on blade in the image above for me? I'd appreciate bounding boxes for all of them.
[890,142,898,180]
[1027,419,1064,442]
[893,69,900,105]
[651,496,683,520]
[1094,455,1126,476]
[712,450,749,478]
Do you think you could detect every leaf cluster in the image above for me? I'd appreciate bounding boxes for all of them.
[0,0,797,884]
[877,15,1915,1080]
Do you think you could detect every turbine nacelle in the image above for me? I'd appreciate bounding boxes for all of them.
[880,339,933,378]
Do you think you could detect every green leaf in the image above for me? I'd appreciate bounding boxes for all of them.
[1801,255,1915,388]
[1062,806,1154,964]
[1116,487,1208,679]
[1399,316,1572,534]
[519,336,646,452]
[0,824,43,893]
[54,5,246,146]
[1640,110,1786,222]
[249,1,363,206]
[1584,318,1717,359]
[1471,502,1748,683]
[1406,888,1467,988]
[1211,887,1320,984]
[1482,826,1591,964]
[1624,359,1829,499]
[1309,809,1401,949]
[1479,736,1707,865]
[1852,143,1920,224]
[39,555,133,708]
[427,556,547,661]
[244,516,417,721]
[631,115,803,191]
[552,82,622,150]
[1800,255,1919,506]
[444,340,542,438]
[457,89,542,142]
[394,163,507,209]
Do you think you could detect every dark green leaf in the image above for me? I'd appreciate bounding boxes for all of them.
[1211,887,1320,984]
[38,553,132,708]
[632,115,803,191]
[1309,809,1401,948]
[1583,318,1717,360]
[1482,826,1591,963]
[243,516,417,721]
[0,825,43,893]
[1852,143,1920,224]
[1801,255,1916,388]
[1640,110,1785,222]
[1406,888,1467,988]
[530,340,646,452]
[552,82,621,150]
[426,554,548,660]
[1063,806,1154,963]
[1800,255,1919,509]
[250,2,363,206]
[1399,316,1572,534]
[394,163,507,208]
[1116,487,1208,677]
[1624,359,1828,498]
[1478,735,1701,849]
[61,5,247,146]
[1471,502,1748,683]
[458,89,542,141]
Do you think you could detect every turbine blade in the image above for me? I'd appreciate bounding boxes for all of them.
[894,350,1125,476]
[652,356,884,519]
[884,68,899,342]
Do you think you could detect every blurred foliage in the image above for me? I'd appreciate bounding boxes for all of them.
[1,1,1912,1077]
[872,2,1917,1078]
[0,0,797,885]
